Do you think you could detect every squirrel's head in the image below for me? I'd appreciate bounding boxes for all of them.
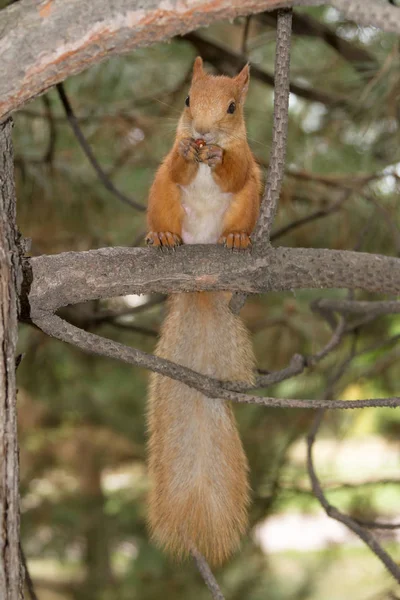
[179,56,250,147]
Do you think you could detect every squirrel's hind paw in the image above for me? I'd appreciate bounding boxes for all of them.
[146,231,182,248]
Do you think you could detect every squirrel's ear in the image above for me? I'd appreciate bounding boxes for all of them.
[236,63,250,99]
[192,56,204,80]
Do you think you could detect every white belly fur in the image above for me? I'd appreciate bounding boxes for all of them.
[180,164,232,244]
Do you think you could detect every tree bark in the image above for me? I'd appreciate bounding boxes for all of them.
[0,0,320,122]
[22,245,400,320]
[0,119,23,599]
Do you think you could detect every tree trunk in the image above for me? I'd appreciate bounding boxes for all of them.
[0,118,23,599]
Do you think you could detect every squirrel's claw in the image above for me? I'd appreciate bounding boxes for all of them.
[179,138,199,163]
[198,144,223,167]
[218,232,251,250]
[146,231,183,248]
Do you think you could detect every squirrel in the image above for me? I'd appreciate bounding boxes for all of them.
[146,57,261,566]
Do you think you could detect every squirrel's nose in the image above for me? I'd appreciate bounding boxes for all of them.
[195,125,209,136]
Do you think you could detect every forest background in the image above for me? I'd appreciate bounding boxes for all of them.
[5,3,400,599]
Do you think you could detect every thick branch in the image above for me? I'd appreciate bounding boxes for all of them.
[0,0,323,122]
[1,1,399,122]
[23,246,400,319]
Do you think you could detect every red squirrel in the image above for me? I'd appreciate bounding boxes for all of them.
[146,57,261,566]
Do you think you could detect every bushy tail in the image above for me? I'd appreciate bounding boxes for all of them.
[147,292,255,565]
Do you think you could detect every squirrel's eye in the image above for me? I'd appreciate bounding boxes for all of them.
[227,101,236,114]
[185,96,190,107]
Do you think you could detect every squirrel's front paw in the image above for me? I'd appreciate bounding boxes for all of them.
[219,232,251,250]
[146,232,182,248]
[198,144,223,167]
[179,138,199,163]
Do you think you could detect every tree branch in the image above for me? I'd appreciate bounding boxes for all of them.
[312,299,400,318]
[2,0,400,122]
[0,0,321,122]
[307,410,400,584]
[56,83,145,211]
[0,118,24,598]
[270,192,348,241]
[22,246,400,319]
[190,546,225,600]
[253,8,292,244]
[31,313,400,410]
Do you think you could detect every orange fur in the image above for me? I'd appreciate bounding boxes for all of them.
[147,57,261,241]
[146,58,260,564]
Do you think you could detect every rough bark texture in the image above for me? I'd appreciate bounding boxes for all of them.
[0,119,23,599]
[1,0,399,121]
[0,0,321,122]
[22,245,400,319]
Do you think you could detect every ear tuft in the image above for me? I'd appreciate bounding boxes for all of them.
[236,63,250,99]
[192,56,204,80]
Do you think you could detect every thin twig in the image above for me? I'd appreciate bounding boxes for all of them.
[41,95,56,165]
[354,334,400,360]
[226,353,306,392]
[310,317,347,365]
[352,518,400,531]
[241,15,252,54]
[89,295,166,324]
[102,321,158,338]
[307,411,400,584]
[311,299,400,318]
[20,543,39,600]
[190,546,225,600]
[56,83,145,212]
[253,8,292,245]
[281,477,400,494]
[270,193,348,241]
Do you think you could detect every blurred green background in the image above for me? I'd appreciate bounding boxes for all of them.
[10,5,400,599]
